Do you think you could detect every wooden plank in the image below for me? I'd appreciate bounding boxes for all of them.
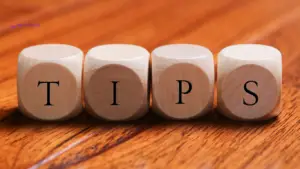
[0,0,99,34]
[0,0,61,22]
[0,79,17,119]
[0,0,132,53]
[107,0,300,50]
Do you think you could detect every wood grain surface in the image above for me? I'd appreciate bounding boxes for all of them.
[0,0,299,169]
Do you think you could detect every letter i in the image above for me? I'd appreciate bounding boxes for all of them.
[111,81,119,105]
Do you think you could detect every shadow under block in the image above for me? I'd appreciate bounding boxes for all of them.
[17,44,83,120]
[152,44,215,120]
[84,44,150,121]
[217,44,282,121]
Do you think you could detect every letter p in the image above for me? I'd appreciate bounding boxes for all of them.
[176,80,192,104]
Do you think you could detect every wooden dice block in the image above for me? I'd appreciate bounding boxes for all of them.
[84,44,150,121]
[152,44,215,119]
[17,44,83,120]
[217,44,282,120]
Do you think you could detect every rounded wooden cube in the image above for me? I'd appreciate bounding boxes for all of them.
[84,44,150,121]
[152,44,215,119]
[217,44,282,121]
[17,44,83,121]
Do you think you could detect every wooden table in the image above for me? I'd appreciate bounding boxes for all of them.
[0,0,299,168]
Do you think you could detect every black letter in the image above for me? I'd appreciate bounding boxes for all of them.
[243,80,259,106]
[176,80,192,104]
[111,81,119,105]
[37,81,60,106]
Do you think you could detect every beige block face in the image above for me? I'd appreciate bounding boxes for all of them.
[220,65,279,119]
[217,44,282,121]
[152,44,215,119]
[20,63,78,120]
[17,44,83,121]
[154,63,211,119]
[85,65,146,121]
[84,44,150,121]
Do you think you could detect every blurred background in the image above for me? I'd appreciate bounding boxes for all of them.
[0,0,299,169]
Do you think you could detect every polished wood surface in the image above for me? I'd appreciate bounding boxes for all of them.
[0,0,299,168]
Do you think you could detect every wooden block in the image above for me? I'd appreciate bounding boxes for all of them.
[84,44,150,121]
[17,44,83,120]
[152,44,215,119]
[217,44,282,121]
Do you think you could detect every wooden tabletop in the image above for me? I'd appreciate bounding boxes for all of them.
[0,0,299,169]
